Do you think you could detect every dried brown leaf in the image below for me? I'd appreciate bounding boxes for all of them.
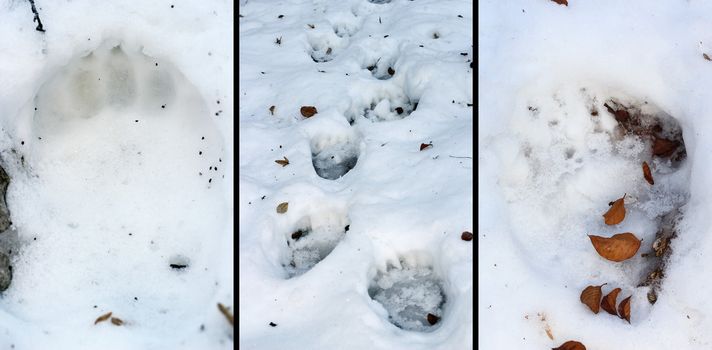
[461,231,473,241]
[618,296,631,323]
[580,284,604,314]
[544,324,554,340]
[601,287,621,315]
[94,312,112,325]
[642,161,654,185]
[588,232,641,262]
[110,317,124,326]
[426,313,440,325]
[300,106,318,118]
[218,303,234,326]
[275,156,289,167]
[552,341,586,350]
[652,137,679,157]
[602,194,626,225]
[420,143,432,151]
[704,53,711,61]
[276,202,288,214]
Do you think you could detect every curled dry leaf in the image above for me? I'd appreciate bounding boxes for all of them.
[461,231,473,241]
[600,287,622,315]
[426,313,440,325]
[111,317,124,326]
[420,143,433,151]
[588,232,641,262]
[550,0,568,6]
[552,340,586,350]
[580,284,604,314]
[300,106,318,118]
[218,303,235,326]
[94,312,112,325]
[276,202,289,214]
[642,161,654,185]
[275,156,290,167]
[618,296,632,323]
[603,194,626,225]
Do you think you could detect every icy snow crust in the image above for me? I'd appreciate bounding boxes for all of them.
[480,1,712,349]
[0,1,233,349]
[239,0,472,349]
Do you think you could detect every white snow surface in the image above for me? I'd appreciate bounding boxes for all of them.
[480,1,712,349]
[238,0,473,349]
[0,1,234,349]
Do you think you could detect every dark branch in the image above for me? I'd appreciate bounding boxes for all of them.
[28,0,45,32]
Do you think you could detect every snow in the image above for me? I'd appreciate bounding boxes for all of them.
[480,1,712,349]
[239,0,472,349]
[0,1,233,349]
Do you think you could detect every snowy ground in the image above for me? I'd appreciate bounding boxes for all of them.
[0,1,234,349]
[238,0,473,349]
[480,1,712,349]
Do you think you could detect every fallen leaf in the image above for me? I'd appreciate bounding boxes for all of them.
[552,341,586,350]
[110,317,124,326]
[601,287,622,315]
[550,0,568,6]
[218,303,234,326]
[461,231,473,241]
[94,312,112,325]
[269,105,275,115]
[602,194,626,225]
[275,156,289,167]
[420,143,432,151]
[300,106,317,118]
[652,137,679,157]
[618,296,631,323]
[426,313,440,325]
[580,284,605,314]
[642,161,654,185]
[276,202,289,214]
[704,53,711,61]
[588,232,641,262]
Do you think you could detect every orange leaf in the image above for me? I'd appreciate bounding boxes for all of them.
[588,233,641,262]
[602,194,626,225]
[300,106,317,118]
[618,296,631,323]
[552,340,586,350]
[275,156,289,167]
[642,161,654,185]
[601,287,621,315]
[580,284,604,314]
[94,312,112,325]
[550,0,568,6]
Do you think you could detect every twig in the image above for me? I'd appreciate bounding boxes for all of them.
[28,0,45,32]
[217,303,234,326]
[448,155,472,159]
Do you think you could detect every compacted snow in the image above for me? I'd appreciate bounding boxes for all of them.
[480,1,712,349]
[0,1,234,349]
[238,0,473,349]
